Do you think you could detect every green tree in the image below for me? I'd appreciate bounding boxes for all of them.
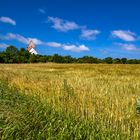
[29,54,38,63]
[104,57,113,64]
[38,56,47,63]
[0,52,4,63]
[77,56,99,63]
[64,56,74,63]
[113,58,121,64]
[52,54,65,63]
[5,46,19,63]
[18,48,30,63]
[121,58,127,64]
[6,46,18,54]
[127,59,139,64]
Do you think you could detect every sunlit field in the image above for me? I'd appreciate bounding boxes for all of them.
[1,64,140,139]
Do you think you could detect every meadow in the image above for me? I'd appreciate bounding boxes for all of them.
[0,64,140,139]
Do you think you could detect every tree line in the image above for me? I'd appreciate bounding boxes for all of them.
[0,45,140,64]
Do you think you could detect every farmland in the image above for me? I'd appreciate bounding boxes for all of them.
[0,64,140,139]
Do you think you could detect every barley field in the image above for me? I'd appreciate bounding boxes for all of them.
[0,64,140,139]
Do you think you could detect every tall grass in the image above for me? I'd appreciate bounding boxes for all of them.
[0,80,129,140]
[0,81,94,139]
[0,64,140,139]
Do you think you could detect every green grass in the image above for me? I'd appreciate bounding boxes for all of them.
[0,64,140,139]
[0,81,92,139]
[0,80,126,140]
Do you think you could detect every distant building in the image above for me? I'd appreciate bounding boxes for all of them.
[27,40,38,55]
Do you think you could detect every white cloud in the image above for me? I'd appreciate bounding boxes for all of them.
[48,16,100,40]
[115,43,138,51]
[39,8,46,14]
[0,43,8,49]
[112,30,136,41]
[0,33,45,45]
[47,42,62,48]
[0,16,16,25]
[2,33,28,44]
[47,41,89,52]
[63,44,89,52]
[48,16,80,32]
[81,29,100,40]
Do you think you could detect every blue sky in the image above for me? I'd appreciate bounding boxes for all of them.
[0,0,140,58]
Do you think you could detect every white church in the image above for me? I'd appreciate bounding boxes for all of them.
[27,40,38,55]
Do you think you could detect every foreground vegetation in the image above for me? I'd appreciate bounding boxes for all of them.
[1,45,140,64]
[0,81,97,139]
[1,64,140,139]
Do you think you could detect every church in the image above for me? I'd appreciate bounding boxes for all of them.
[27,40,38,55]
